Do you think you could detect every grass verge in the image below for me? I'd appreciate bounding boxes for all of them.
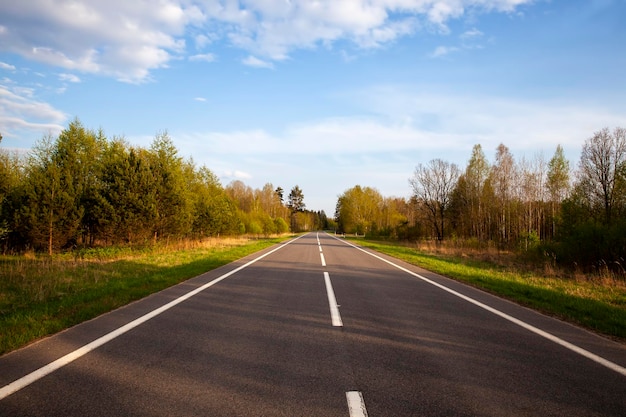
[0,237,289,355]
[351,238,626,342]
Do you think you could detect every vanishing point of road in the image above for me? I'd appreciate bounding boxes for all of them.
[1,233,625,416]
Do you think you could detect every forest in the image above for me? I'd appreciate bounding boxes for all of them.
[0,119,328,255]
[1,120,625,272]
[335,127,626,272]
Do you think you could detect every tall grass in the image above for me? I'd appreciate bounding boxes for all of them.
[0,236,289,355]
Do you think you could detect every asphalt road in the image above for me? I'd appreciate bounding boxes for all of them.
[1,232,625,416]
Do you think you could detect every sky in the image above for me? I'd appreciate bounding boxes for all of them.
[1,0,625,215]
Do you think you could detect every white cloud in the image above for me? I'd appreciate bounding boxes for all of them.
[431,45,459,57]
[461,28,484,40]
[0,1,197,83]
[0,1,534,82]
[242,55,274,69]
[58,73,81,83]
[0,84,66,140]
[0,61,16,71]
[222,170,252,181]
[194,97,207,102]
[176,87,626,166]
[189,53,216,62]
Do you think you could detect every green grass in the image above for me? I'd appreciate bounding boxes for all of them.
[351,238,626,342]
[0,237,289,355]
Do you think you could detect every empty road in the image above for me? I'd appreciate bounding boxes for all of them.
[1,233,625,416]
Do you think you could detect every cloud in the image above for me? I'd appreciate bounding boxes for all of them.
[432,26,487,57]
[0,1,198,83]
[0,84,66,140]
[189,53,216,62]
[176,86,626,166]
[431,45,459,57]
[461,28,484,41]
[221,170,252,181]
[242,55,274,69]
[194,97,207,102]
[0,61,16,71]
[58,73,81,83]
[0,1,534,82]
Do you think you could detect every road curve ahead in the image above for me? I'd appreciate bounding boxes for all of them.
[1,233,625,416]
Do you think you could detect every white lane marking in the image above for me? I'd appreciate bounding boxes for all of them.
[324,272,343,327]
[319,245,323,252]
[320,252,327,267]
[332,235,626,378]
[0,235,305,401]
[346,391,368,417]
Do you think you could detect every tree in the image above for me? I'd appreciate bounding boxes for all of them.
[188,165,238,237]
[226,180,254,212]
[257,183,286,219]
[99,141,157,243]
[275,187,284,205]
[518,154,547,249]
[490,144,517,246]
[148,131,193,240]
[546,145,570,238]
[0,137,21,250]
[19,134,79,253]
[335,185,383,235]
[287,185,305,212]
[409,159,460,241]
[287,185,305,231]
[577,127,626,225]
[451,144,491,241]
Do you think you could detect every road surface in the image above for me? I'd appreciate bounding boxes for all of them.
[1,233,625,416]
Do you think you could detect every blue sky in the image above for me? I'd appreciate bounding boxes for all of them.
[1,0,625,215]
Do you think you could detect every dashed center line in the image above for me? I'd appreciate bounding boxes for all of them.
[346,391,368,417]
[323,272,343,327]
[320,252,327,267]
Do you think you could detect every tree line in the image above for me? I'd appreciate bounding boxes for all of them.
[0,120,328,254]
[335,127,626,271]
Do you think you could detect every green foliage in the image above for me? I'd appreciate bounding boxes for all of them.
[287,185,305,212]
[99,141,157,243]
[336,186,410,237]
[274,217,289,234]
[0,120,298,253]
[19,132,85,253]
[336,185,381,234]
[149,131,193,239]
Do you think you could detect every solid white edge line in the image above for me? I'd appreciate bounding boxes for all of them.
[324,272,343,327]
[331,234,626,378]
[320,252,327,267]
[346,391,368,417]
[0,235,305,401]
